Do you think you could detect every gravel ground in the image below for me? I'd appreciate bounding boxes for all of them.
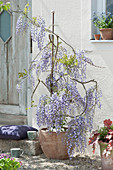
[0,151,102,170]
[14,153,102,170]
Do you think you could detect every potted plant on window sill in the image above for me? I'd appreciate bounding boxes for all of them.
[92,12,113,40]
[94,34,100,40]
[16,5,102,160]
[89,119,113,170]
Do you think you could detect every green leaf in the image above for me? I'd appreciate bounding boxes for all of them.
[32,17,38,23]
[99,126,108,140]
[58,42,62,46]
[33,105,37,107]
[0,1,10,11]
[0,1,3,5]
[6,2,10,9]
[24,69,27,74]
[24,8,27,14]
[26,107,31,110]
[2,5,8,10]
[0,7,2,12]
[25,3,29,7]
[18,69,27,78]
[74,59,78,66]
[24,3,30,15]
[110,124,113,130]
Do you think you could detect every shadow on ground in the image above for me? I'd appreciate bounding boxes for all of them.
[16,153,102,170]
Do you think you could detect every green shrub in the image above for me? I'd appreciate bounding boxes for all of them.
[0,154,22,170]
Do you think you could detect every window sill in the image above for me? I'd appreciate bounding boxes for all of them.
[90,40,113,43]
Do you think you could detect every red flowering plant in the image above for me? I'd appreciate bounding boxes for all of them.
[89,119,113,157]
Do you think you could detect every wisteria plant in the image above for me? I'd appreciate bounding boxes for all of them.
[15,4,102,157]
[89,119,113,158]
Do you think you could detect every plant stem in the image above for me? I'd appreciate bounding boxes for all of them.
[31,79,40,104]
[50,11,55,96]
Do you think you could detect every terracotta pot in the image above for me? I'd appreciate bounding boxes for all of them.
[100,28,113,40]
[99,141,113,170]
[94,34,100,40]
[39,128,69,159]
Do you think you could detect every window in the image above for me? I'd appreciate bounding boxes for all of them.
[106,0,113,13]
[91,0,113,39]
[0,10,11,42]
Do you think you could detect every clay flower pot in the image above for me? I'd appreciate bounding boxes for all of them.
[39,128,69,159]
[99,141,113,170]
[100,28,113,40]
[94,34,100,40]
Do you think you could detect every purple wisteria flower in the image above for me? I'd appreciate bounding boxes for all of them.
[31,17,46,51]
[16,83,22,93]
[16,13,102,158]
[16,15,23,34]
[16,15,29,34]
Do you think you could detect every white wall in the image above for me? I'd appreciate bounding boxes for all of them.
[32,0,82,49]
[32,0,113,155]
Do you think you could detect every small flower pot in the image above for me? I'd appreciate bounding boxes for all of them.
[94,34,100,40]
[99,141,113,170]
[27,131,37,140]
[39,128,69,159]
[100,28,113,40]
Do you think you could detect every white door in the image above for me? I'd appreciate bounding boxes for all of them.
[0,0,31,125]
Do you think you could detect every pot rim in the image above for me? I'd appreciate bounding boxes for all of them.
[39,128,67,134]
[94,34,100,35]
[100,28,113,31]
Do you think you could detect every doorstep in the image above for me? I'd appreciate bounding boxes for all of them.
[0,138,43,156]
[0,113,27,125]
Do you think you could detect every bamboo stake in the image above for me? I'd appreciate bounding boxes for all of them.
[50,10,55,96]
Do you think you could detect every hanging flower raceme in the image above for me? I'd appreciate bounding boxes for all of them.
[16,15,29,34]
[31,17,46,51]
[16,9,102,158]
[40,47,52,72]
[37,92,69,133]
[16,15,23,34]
[66,116,88,157]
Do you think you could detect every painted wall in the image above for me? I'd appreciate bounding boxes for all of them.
[32,0,113,155]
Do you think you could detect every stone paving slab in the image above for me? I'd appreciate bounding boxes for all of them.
[0,138,43,156]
